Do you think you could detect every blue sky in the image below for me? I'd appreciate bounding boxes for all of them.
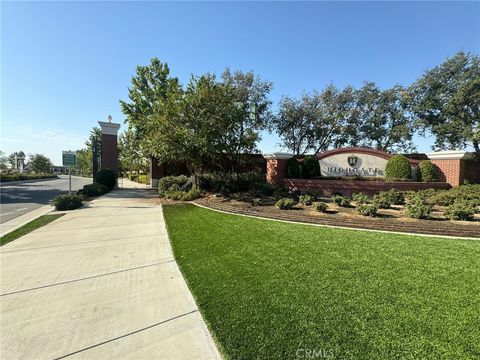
[2,1,479,165]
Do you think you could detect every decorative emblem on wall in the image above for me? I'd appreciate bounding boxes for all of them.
[347,155,359,167]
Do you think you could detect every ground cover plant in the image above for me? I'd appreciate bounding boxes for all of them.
[164,205,480,359]
[0,214,64,246]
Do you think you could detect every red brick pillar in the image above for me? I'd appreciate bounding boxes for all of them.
[98,120,121,177]
[263,153,293,185]
[426,151,473,187]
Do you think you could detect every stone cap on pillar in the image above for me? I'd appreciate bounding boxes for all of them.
[426,150,473,160]
[263,152,293,160]
[98,121,121,136]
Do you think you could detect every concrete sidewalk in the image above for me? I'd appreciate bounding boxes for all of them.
[0,186,221,359]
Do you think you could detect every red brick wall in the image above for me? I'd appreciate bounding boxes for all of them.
[430,159,464,187]
[266,159,289,185]
[282,178,451,197]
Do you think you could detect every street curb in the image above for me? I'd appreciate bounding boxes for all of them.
[0,205,55,237]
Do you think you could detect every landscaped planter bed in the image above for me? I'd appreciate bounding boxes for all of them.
[196,195,480,239]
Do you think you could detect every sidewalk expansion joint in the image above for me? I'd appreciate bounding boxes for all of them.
[53,309,199,359]
[0,260,174,297]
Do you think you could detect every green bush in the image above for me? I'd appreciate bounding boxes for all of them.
[373,192,392,209]
[356,203,378,217]
[199,172,267,194]
[128,174,139,182]
[158,175,193,195]
[94,168,117,190]
[385,154,411,181]
[312,201,328,212]
[77,183,109,198]
[443,201,476,221]
[162,188,201,201]
[405,195,433,219]
[287,158,301,178]
[384,188,405,205]
[299,194,314,206]
[302,155,320,179]
[251,198,264,206]
[331,195,350,207]
[53,194,83,211]
[428,190,455,206]
[352,192,369,205]
[275,198,295,210]
[418,160,438,182]
[137,174,150,184]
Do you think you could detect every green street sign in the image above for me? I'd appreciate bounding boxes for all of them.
[62,151,77,167]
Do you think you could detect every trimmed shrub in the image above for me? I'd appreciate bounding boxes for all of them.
[53,194,83,211]
[299,194,314,206]
[444,201,476,221]
[418,160,438,182]
[158,175,193,195]
[77,183,109,198]
[385,154,411,181]
[428,190,455,206]
[312,201,328,212]
[405,195,433,219]
[385,188,405,205]
[0,173,57,182]
[199,172,267,194]
[275,198,295,210]
[287,158,301,178]
[251,198,264,206]
[352,192,369,205]
[373,192,392,209]
[94,168,117,190]
[356,203,378,217]
[331,195,350,207]
[302,155,320,179]
[162,188,201,201]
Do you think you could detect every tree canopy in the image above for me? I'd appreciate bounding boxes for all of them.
[410,51,480,154]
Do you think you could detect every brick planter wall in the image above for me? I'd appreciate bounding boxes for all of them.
[282,178,451,197]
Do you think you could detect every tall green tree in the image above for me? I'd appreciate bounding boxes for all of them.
[410,51,480,154]
[353,82,414,152]
[146,74,233,188]
[272,85,356,155]
[220,69,273,169]
[0,151,9,170]
[28,154,53,173]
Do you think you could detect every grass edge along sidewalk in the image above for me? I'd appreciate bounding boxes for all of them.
[163,204,480,360]
[0,214,64,246]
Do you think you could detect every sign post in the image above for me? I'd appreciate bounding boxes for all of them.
[62,151,77,195]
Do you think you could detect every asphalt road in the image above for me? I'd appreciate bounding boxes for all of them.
[0,175,93,223]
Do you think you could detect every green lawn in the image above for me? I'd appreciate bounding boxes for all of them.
[163,204,480,360]
[0,214,64,246]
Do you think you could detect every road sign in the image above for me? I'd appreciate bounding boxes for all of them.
[62,151,77,167]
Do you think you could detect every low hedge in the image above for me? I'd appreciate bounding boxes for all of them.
[53,194,83,211]
[0,173,57,182]
[162,189,201,201]
[444,201,476,221]
[77,183,109,198]
[405,195,433,219]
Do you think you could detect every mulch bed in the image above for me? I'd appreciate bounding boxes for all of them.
[195,196,480,239]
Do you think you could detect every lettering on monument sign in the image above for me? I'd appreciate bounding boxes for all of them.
[319,153,388,177]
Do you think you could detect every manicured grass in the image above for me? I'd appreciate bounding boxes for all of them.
[163,204,480,360]
[0,214,64,246]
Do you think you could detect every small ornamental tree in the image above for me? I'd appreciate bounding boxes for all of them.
[385,154,411,180]
[418,160,438,182]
